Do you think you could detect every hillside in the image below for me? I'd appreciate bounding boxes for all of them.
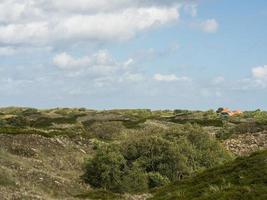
[0,134,91,199]
[150,150,267,200]
[0,107,266,199]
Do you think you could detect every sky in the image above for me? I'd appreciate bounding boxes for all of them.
[0,0,267,110]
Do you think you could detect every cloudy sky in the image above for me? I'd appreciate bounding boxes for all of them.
[0,0,267,110]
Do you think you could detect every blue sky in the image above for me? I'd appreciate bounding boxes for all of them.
[0,0,267,110]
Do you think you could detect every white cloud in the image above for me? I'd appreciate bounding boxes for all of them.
[126,74,145,82]
[212,76,225,85]
[53,52,89,70]
[40,0,181,13]
[53,50,141,84]
[0,1,44,23]
[0,47,16,56]
[252,65,267,80]
[53,50,116,72]
[0,46,52,56]
[0,22,50,45]
[153,73,191,82]
[154,73,178,81]
[124,58,134,67]
[57,7,179,42]
[0,1,180,46]
[200,19,219,33]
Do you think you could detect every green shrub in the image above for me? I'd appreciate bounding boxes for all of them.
[165,124,233,170]
[84,125,232,193]
[120,166,148,193]
[84,136,189,193]
[148,172,170,188]
[87,121,124,140]
[75,189,123,200]
[5,116,30,127]
[84,144,127,192]
[122,136,188,181]
[151,150,267,200]
[84,144,149,193]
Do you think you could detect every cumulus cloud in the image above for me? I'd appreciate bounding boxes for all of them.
[0,22,50,45]
[57,7,179,42]
[0,0,180,46]
[200,19,219,33]
[153,73,191,82]
[252,65,267,80]
[54,50,116,72]
[53,52,88,70]
[52,50,140,84]
[41,0,183,13]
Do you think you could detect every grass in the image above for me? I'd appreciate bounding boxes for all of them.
[0,168,15,187]
[74,189,123,199]
[0,126,81,138]
[0,107,266,199]
[150,150,267,200]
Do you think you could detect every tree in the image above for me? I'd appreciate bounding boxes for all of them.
[84,144,127,192]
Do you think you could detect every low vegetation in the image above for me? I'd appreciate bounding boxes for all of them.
[84,124,232,193]
[0,107,266,199]
[150,150,267,200]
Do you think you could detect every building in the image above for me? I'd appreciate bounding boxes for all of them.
[216,108,243,117]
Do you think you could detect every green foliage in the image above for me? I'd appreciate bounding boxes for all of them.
[0,126,79,138]
[84,135,187,193]
[84,144,127,192]
[122,135,189,181]
[0,107,265,198]
[148,172,170,188]
[84,124,232,193]
[150,150,267,200]
[165,124,233,171]
[174,109,191,115]
[30,116,78,128]
[216,126,232,140]
[120,166,148,193]
[216,121,267,140]
[171,110,222,126]
[74,189,123,199]
[21,108,40,116]
[0,168,15,187]
[122,118,147,129]
[5,116,30,127]
[85,121,124,140]
[243,110,267,125]
[0,107,233,195]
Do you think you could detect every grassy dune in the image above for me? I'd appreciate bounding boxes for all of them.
[151,150,267,200]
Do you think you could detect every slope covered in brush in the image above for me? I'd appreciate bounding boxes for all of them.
[151,150,267,200]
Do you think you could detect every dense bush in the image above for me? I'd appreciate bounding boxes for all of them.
[151,150,267,200]
[165,124,232,171]
[148,172,170,188]
[216,121,267,140]
[84,124,232,193]
[83,121,124,140]
[122,136,188,181]
[243,110,267,125]
[84,144,127,192]
[5,116,30,127]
